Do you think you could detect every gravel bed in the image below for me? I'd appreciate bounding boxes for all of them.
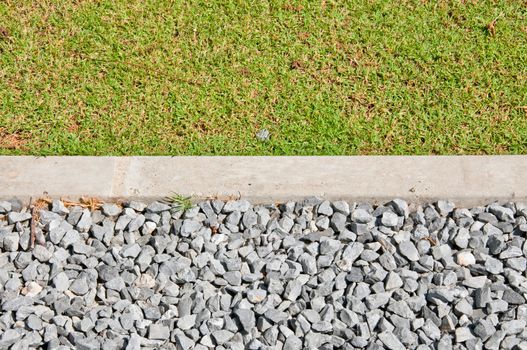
[1,198,527,349]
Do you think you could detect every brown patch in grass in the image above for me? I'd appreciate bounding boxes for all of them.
[0,27,10,40]
[493,144,509,154]
[283,4,303,12]
[0,128,28,150]
[67,116,81,133]
[290,60,304,70]
[239,67,250,77]
[490,114,509,125]
[191,119,211,135]
[297,32,310,42]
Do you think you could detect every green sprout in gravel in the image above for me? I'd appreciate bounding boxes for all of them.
[165,193,193,211]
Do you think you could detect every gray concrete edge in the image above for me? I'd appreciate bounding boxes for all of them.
[1,156,526,206]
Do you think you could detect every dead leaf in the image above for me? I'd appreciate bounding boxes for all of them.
[486,13,503,36]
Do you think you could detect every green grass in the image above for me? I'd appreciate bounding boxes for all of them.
[0,0,526,155]
[164,193,193,211]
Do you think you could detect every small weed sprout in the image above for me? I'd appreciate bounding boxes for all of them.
[165,193,193,211]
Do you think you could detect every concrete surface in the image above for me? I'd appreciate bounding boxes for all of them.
[1,156,526,205]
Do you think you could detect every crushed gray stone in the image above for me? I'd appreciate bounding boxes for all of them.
[0,198,526,349]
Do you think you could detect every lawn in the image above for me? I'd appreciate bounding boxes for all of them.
[0,0,526,155]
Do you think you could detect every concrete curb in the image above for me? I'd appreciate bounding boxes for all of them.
[1,156,526,205]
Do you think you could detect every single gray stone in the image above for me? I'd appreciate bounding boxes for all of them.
[105,276,125,291]
[398,240,420,261]
[485,256,503,274]
[26,314,43,330]
[454,298,473,316]
[332,201,350,215]
[7,211,32,224]
[77,210,92,232]
[177,314,196,330]
[247,289,267,304]
[51,200,69,215]
[234,308,256,331]
[148,324,170,340]
[4,232,20,251]
[378,331,406,350]
[506,257,527,271]
[126,201,146,212]
[454,228,470,249]
[49,227,66,244]
[317,201,334,216]
[474,287,491,308]
[61,230,80,247]
[462,276,487,289]
[146,201,170,213]
[436,200,455,216]
[502,289,526,304]
[0,329,22,348]
[381,211,399,227]
[97,265,119,282]
[390,199,409,217]
[473,319,496,341]
[125,334,141,350]
[488,205,515,222]
[256,128,270,141]
[181,220,201,236]
[387,300,414,319]
[385,271,403,290]
[2,296,34,311]
[0,201,12,213]
[33,245,52,262]
[212,330,234,345]
[127,215,145,232]
[501,320,526,335]
[283,335,303,350]
[365,292,391,309]
[319,239,341,255]
[485,330,506,350]
[102,203,122,217]
[299,253,317,274]
[284,279,304,301]
[69,276,90,295]
[121,243,141,258]
[455,327,474,342]
[53,272,70,292]
[175,332,195,350]
[265,309,288,323]
[352,209,372,223]
[223,200,251,213]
